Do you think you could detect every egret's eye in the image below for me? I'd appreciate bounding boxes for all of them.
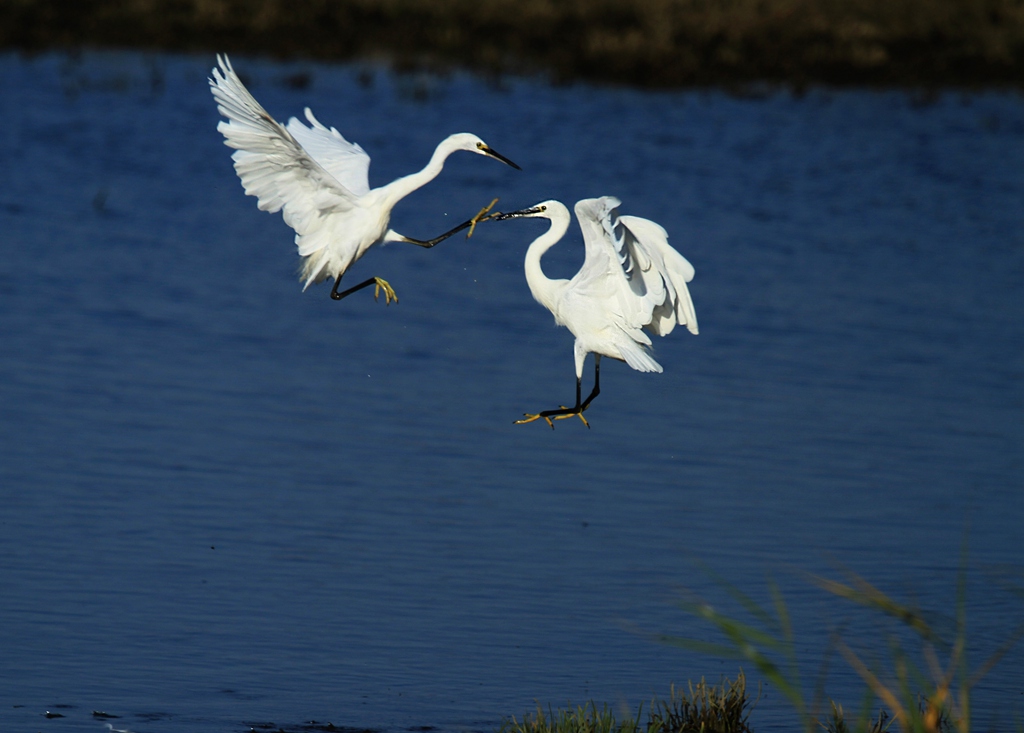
[540,205,547,211]
[476,142,485,150]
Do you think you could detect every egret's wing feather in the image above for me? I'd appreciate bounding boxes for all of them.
[285,108,371,197]
[209,55,358,238]
[570,196,622,299]
[619,215,699,336]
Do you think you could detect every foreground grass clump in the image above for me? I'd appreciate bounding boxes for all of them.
[501,673,753,733]
[650,675,755,733]
[2,0,1023,87]
[500,673,906,733]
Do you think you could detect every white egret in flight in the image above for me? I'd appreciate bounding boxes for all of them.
[496,197,698,428]
[209,54,519,304]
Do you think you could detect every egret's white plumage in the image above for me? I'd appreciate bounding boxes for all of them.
[209,54,519,302]
[498,196,698,427]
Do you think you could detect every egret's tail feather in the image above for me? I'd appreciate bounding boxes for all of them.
[619,341,663,373]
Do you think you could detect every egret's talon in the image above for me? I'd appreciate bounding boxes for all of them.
[514,413,555,429]
[373,277,398,305]
[467,198,500,238]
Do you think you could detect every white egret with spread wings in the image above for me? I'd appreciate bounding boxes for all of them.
[497,197,698,427]
[209,54,519,304]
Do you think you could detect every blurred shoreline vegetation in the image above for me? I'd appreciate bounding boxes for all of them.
[2,0,1023,88]
[659,556,1024,732]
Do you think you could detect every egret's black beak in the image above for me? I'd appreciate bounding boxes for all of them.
[480,145,521,171]
[496,206,545,220]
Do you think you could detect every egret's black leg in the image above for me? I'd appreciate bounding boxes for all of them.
[400,199,500,248]
[400,219,475,248]
[580,355,602,411]
[330,273,398,305]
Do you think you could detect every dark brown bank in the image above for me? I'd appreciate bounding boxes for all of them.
[3,0,1022,88]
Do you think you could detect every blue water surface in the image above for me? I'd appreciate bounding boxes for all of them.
[0,52,1022,733]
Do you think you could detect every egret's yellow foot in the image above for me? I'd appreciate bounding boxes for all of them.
[514,413,555,429]
[553,410,590,428]
[467,198,500,238]
[373,277,398,305]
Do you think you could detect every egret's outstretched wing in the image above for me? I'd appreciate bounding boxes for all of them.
[285,108,371,197]
[209,55,358,238]
[571,197,656,329]
[572,197,698,340]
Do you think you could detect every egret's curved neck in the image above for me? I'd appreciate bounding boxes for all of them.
[380,137,459,207]
[524,209,572,315]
